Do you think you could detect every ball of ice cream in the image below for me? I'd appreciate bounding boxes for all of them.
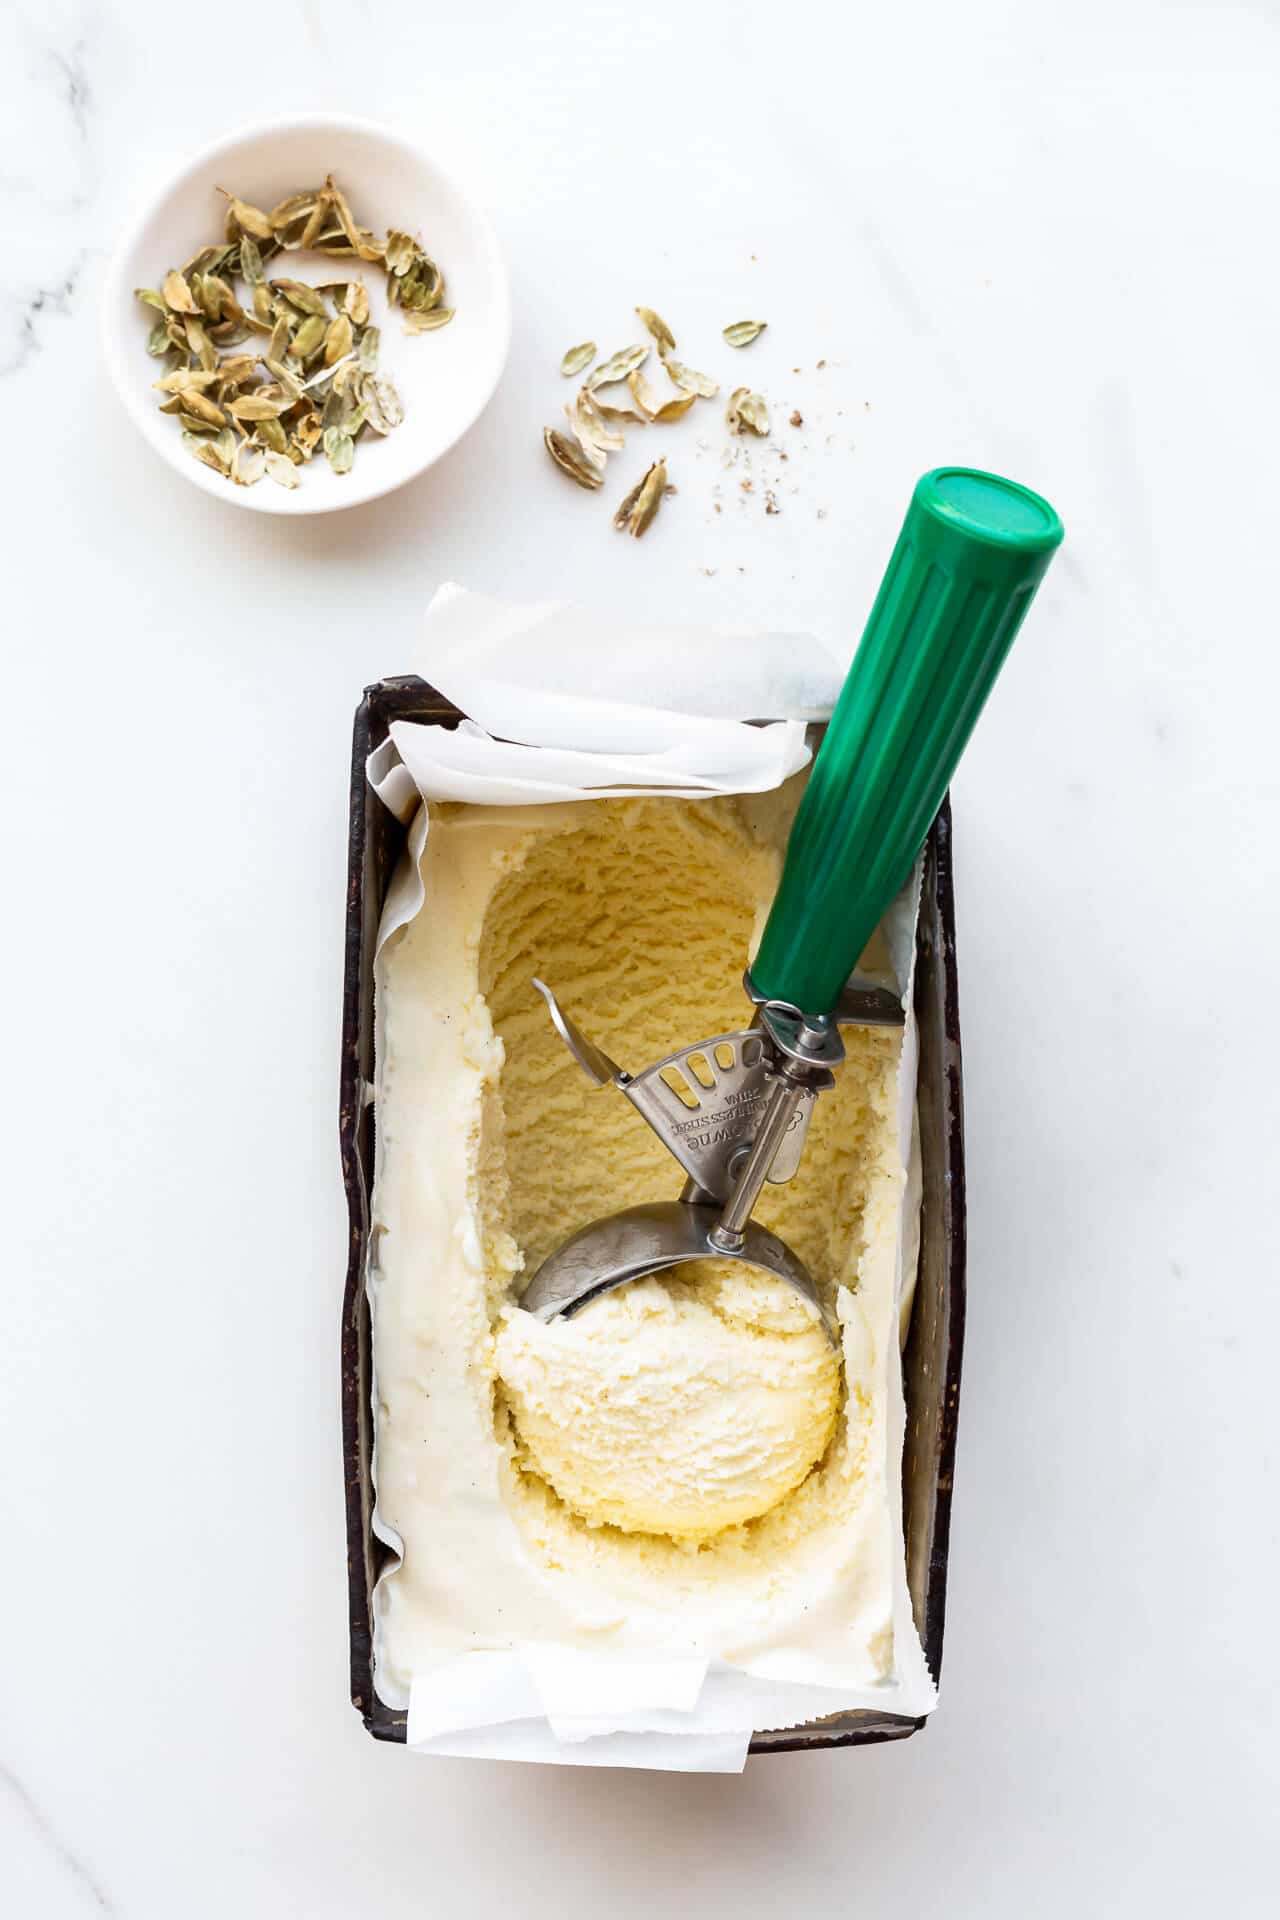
[495,1259,840,1539]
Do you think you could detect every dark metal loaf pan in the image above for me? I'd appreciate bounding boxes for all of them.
[340,677,967,1753]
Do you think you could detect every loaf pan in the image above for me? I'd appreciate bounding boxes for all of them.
[340,677,967,1752]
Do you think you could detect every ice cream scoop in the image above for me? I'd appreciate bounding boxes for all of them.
[521,468,1064,1333]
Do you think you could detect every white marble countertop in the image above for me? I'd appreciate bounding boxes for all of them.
[3,0,1278,1912]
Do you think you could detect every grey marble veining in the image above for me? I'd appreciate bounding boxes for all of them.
[1,250,90,377]
[1,1765,113,1913]
[51,42,93,148]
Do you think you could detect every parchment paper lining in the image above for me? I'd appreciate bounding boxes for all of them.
[362,586,935,1770]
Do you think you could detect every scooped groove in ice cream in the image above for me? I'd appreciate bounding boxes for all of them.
[495,1260,840,1537]
[370,787,912,1700]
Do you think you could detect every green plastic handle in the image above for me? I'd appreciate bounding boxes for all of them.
[750,467,1063,1015]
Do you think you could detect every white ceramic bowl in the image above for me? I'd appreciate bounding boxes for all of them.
[102,116,510,515]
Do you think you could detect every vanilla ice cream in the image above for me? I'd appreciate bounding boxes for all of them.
[370,785,911,1701]
[495,1260,840,1537]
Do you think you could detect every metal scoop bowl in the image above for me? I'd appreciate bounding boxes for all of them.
[520,1199,830,1335]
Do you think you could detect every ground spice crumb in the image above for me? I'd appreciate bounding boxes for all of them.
[740,478,754,492]
[792,366,801,374]
[764,491,780,514]
[664,484,678,496]
[816,358,826,368]
[778,449,789,461]
[713,502,722,513]
[789,409,803,427]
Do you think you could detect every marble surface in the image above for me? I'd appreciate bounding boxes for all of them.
[3,0,1278,1913]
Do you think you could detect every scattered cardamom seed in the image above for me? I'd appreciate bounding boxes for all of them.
[635,307,676,352]
[586,343,650,391]
[560,341,597,378]
[613,457,668,537]
[661,354,719,399]
[544,425,605,490]
[727,387,769,435]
